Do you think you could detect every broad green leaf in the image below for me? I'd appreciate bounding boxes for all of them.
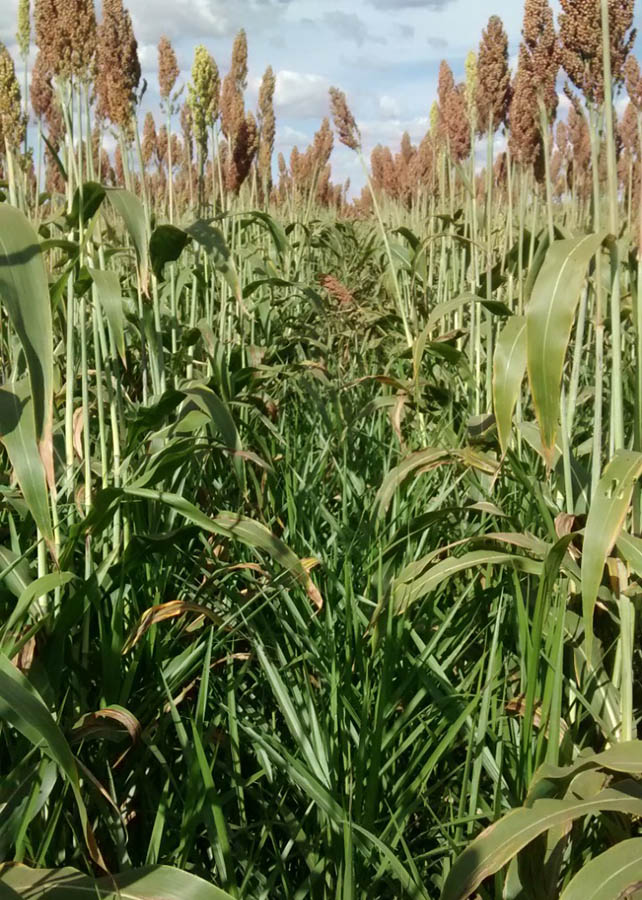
[106,188,149,291]
[616,530,642,577]
[0,864,235,899]
[185,221,241,303]
[526,233,607,461]
[5,571,74,634]
[528,741,642,804]
[394,550,541,613]
[0,545,32,599]
[0,654,104,867]
[559,838,642,900]
[67,181,106,228]
[89,267,127,363]
[0,205,54,479]
[149,224,189,280]
[493,315,526,456]
[181,382,243,482]
[242,210,288,259]
[440,780,642,900]
[425,293,484,335]
[581,450,642,655]
[0,381,53,545]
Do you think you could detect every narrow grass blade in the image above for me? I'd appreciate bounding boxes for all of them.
[0,654,104,867]
[493,315,526,456]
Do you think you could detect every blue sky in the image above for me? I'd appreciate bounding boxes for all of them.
[1,0,641,191]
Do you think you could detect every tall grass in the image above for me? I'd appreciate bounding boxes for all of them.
[0,0,641,897]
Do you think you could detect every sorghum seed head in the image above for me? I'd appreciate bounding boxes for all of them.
[158,35,179,101]
[0,42,25,150]
[329,86,360,151]
[475,15,511,134]
[96,0,140,129]
[188,45,220,152]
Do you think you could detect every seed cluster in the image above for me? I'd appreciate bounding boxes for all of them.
[95,0,140,130]
[329,87,361,152]
[34,0,96,80]
[475,15,511,135]
[559,0,636,103]
[0,42,25,151]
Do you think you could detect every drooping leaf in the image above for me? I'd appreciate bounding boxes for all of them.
[181,382,243,482]
[5,571,73,635]
[66,181,106,229]
[149,224,189,280]
[559,838,642,900]
[440,780,642,900]
[105,188,149,292]
[0,864,235,899]
[185,221,241,303]
[122,487,312,590]
[122,600,226,653]
[375,448,498,517]
[581,450,642,655]
[88,267,127,364]
[0,381,53,546]
[527,740,642,805]
[0,654,104,867]
[394,550,541,613]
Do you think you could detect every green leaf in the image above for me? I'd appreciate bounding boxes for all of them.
[89,267,127,363]
[0,545,32,599]
[493,315,527,456]
[181,382,243,483]
[440,780,642,900]
[528,741,642,804]
[559,838,642,900]
[106,188,149,292]
[375,448,498,518]
[242,210,288,259]
[185,221,241,303]
[581,450,642,655]
[0,864,235,898]
[394,550,541,613]
[122,488,309,585]
[66,181,106,228]
[0,654,104,867]
[149,224,189,280]
[526,233,608,461]
[615,530,642,577]
[0,205,54,476]
[0,380,53,545]
[5,571,74,635]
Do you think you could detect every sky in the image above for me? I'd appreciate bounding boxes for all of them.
[1,0,641,193]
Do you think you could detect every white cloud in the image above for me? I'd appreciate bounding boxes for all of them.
[274,70,330,118]
[379,94,402,119]
[279,124,310,145]
[127,0,289,43]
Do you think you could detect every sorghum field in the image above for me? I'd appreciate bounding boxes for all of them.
[2,0,642,896]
